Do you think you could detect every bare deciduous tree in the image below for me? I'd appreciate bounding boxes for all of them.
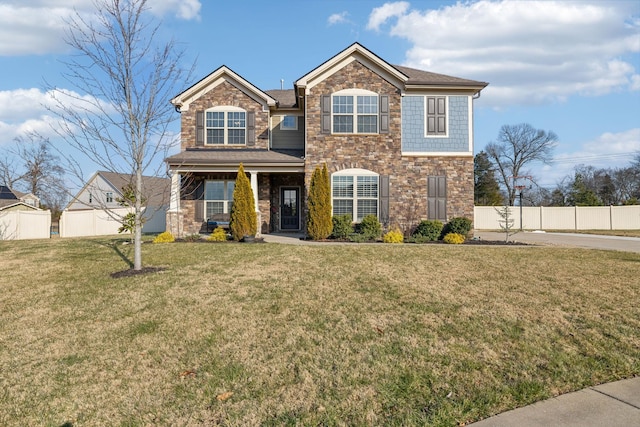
[0,134,67,213]
[486,123,557,206]
[48,0,191,270]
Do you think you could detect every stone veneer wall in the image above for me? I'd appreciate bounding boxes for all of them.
[180,81,269,150]
[305,60,474,229]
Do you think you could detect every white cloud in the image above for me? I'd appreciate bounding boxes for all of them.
[0,87,114,144]
[369,1,640,108]
[539,128,640,185]
[367,2,410,31]
[0,0,201,56]
[328,11,349,26]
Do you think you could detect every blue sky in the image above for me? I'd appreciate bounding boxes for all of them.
[0,0,639,189]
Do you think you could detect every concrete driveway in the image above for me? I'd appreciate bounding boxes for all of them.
[475,231,640,253]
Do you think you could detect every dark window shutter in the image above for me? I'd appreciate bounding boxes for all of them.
[195,200,204,222]
[321,95,331,134]
[196,111,205,146]
[379,95,389,134]
[247,111,255,146]
[426,97,446,136]
[427,176,446,221]
[379,175,390,225]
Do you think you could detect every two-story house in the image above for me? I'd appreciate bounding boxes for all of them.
[166,43,487,237]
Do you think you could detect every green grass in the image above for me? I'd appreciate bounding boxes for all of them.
[1,237,639,426]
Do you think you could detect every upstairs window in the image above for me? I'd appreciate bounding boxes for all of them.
[425,96,447,137]
[332,90,378,134]
[205,107,246,145]
[281,115,297,130]
[106,192,113,203]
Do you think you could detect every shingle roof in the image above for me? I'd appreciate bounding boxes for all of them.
[393,65,488,87]
[166,149,304,166]
[265,90,297,108]
[97,172,170,206]
[0,185,18,200]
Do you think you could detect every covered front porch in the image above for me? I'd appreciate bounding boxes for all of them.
[165,149,305,237]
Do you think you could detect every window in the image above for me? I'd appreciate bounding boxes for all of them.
[205,180,235,218]
[332,170,379,221]
[205,108,246,145]
[332,90,378,134]
[89,193,93,203]
[281,115,297,130]
[106,192,113,203]
[426,96,447,136]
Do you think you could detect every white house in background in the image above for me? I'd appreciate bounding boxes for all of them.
[0,186,41,211]
[62,171,170,236]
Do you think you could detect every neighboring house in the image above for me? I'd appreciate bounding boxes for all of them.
[64,171,170,234]
[0,185,41,212]
[166,43,488,236]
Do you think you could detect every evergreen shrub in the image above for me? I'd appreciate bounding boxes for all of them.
[442,217,473,238]
[443,233,465,244]
[413,220,443,241]
[331,214,353,239]
[307,164,333,240]
[153,231,175,243]
[383,228,404,243]
[357,214,382,240]
[230,163,257,241]
[208,227,228,242]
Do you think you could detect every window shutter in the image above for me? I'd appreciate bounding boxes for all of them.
[426,97,446,136]
[195,200,204,222]
[247,111,255,146]
[436,97,446,134]
[379,95,389,134]
[321,95,331,134]
[196,111,204,146]
[427,176,446,221]
[379,175,390,225]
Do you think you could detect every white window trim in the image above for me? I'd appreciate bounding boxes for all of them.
[204,180,235,218]
[331,168,380,222]
[205,106,247,146]
[424,95,449,138]
[332,89,379,135]
[280,115,298,131]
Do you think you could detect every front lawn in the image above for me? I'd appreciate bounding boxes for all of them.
[1,238,638,426]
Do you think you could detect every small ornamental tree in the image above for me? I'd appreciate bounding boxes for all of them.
[307,163,333,240]
[229,163,257,241]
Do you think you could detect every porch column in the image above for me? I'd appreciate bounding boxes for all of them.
[248,170,260,236]
[169,171,180,212]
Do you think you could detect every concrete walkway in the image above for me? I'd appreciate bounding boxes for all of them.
[469,377,640,426]
[475,231,640,253]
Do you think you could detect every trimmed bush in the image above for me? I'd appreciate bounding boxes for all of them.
[383,228,404,243]
[413,220,443,241]
[443,232,465,244]
[230,163,257,241]
[153,231,175,243]
[307,163,333,240]
[332,214,353,239]
[208,227,228,242]
[358,214,382,240]
[442,217,473,238]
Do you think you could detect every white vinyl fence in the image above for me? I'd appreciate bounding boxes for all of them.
[0,210,52,240]
[474,205,640,230]
[59,206,167,238]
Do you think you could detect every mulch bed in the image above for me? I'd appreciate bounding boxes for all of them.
[111,266,166,279]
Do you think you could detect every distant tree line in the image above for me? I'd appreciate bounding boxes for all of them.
[475,123,640,207]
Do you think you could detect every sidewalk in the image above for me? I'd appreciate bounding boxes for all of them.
[469,377,640,426]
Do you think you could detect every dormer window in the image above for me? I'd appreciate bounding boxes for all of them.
[205,106,246,145]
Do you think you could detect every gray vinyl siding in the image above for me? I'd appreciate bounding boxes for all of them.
[271,115,304,150]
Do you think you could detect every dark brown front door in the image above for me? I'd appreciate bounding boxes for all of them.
[280,187,299,230]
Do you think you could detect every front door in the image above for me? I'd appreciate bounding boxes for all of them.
[280,187,299,230]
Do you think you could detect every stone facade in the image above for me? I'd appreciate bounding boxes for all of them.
[304,60,474,230]
[180,81,269,150]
